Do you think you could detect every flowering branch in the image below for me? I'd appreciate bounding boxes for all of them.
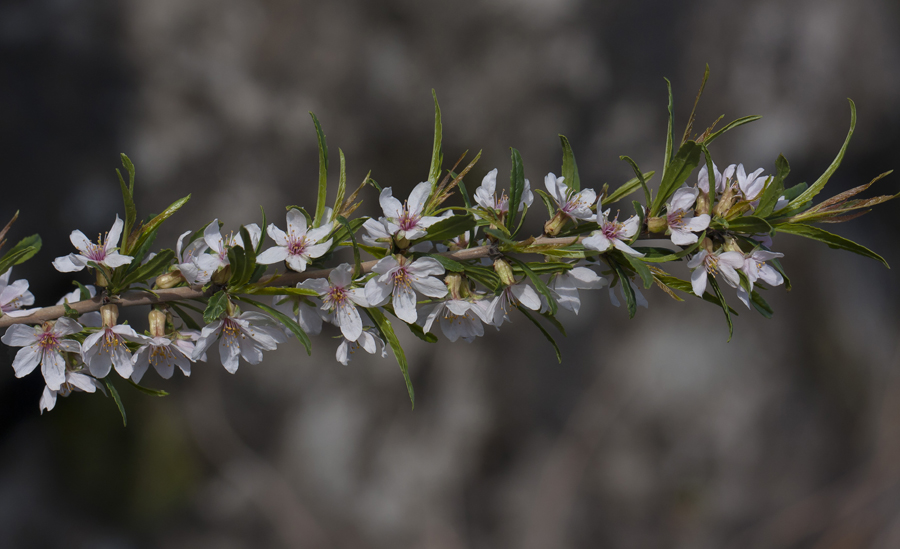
[0,70,895,422]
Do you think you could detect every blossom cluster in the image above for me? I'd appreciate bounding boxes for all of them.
[0,83,891,421]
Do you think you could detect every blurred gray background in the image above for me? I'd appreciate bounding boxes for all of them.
[1,0,900,547]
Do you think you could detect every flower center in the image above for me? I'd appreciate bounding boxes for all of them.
[667,210,686,229]
[149,344,176,366]
[325,285,348,309]
[391,266,412,289]
[287,235,309,256]
[222,318,244,348]
[602,220,624,240]
[38,330,59,351]
[99,328,124,355]
[397,204,421,232]
[84,233,108,262]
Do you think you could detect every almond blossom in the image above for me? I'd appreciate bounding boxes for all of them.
[474,168,533,215]
[544,173,595,221]
[192,311,287,373]
[548,266,608,314]
[697,162,725,194]
[664,187,710,245]
[486,283,542,327]
[40,370,104,414]
[736,249,785,308]
[272,296,325,337]
[687,249,744,297]
[0,268,36,317]
[193,220,262,278]
[298,263,369,341]
[1,317,83,391]
[52,215,134,272]
[365,256,448,323]
[362,182,443,246]
[82,323,147,380]
[582,199,644,257]
[731,163,767,201]
[336,329,386,365]
[174,230,210,284]
[257,209,333,272]
[422,298,492,342]
[131,332,197,383]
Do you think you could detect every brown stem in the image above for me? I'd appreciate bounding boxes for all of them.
[0,235,595,328]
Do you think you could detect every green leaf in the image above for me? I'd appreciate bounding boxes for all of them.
[534,188,557,217]
[785,99,856,212]
[452,170,473,210]
[336,215,362,278]
[0,234,41,274]
[750,290,773,318]
[722,216,773,235]
[506,148,526,232]
[131,194,191,253]
[702,115,762,146]
[755,155,790,217]
[203,290,228,323]
[73,280,92,302]
[541,310,567,336]
[559,135,581,193]
[334,148,347,214]
[118,249,176,289]
[416,214,477,244]
[365,307,414,408]
[510,262,572,276]
[663,77,675,170]
[236,296,312,355]
[103,378,127,427]
[310,112,329,227]
[62,301,80,320]
[127,379,169,397]
[227,226,258,288]
[517,306,561,363]
[247,287,320,297]
[623,253,653,289]
[510,258,557,316]
[708,278,734,341]
[116,154,138,255]
[619,156,652,207]
[406,320,438,343]
[169,303,201,331]
[776,222,888,267]
[610,260,637,318]
[328,216,367,249]
[651,141,702,216]
[428,254,466,272]
[634,236,702,263]
[429,90,443,188]
[781,183,808,202]
[605,171,656,204]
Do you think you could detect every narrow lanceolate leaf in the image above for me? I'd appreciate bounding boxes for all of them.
[750,290,774,319]
[534,188,557,217]
[416,214,477,244]
[605,171,656,204]
[701,115,762,147]
[235,296,312,355]
[336,215,362,278]
[623,253,653,289]
[406,320,438,343]
[682,64,709,145]
[650,141,701,217]
[721,216,773,235]
[127,379,169,397]
[310,112,329,227]
[610,260,637,319]
[0,234,41,274]
[427,254,466,273]
[365,307,414,409]
[247,287,319,297]
[334,149,347,215]
[620,156,652,207]
[169,303,201,331]
[654,273,740,314]
[506,148,525,232]
[130,194,191,252]
[117,154,138,255]
[755,154,790,217]
[428,89,443,188]
[776,222,888,268]
[663,78,675,171]
[119,249,175,289]
[511,258,557,316]
[517,306,562,363]
[634,235,702,263]
[785,99,856,213]
[559,135,581,193]
[203,291,229,324]
[708,278,734,341]
[103,378,127,427]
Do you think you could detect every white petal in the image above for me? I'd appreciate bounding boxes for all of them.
[53,254,86,272]
[336,304,363,341]
[512,284,541,310]
[218,334,241,373]
[410,276,448,299]
[365,278,393,307]
[266,224,289,247]
[257,246,289,265]
[408,257,445,277]
[371,256,399,275]
[41,351,67,391]
[582,232,611,252]
[285,208,308,236]
[12,345,41,378]
[40,386,57,414]
[393,285,418,323]
[668,186,699,212]
[407,182,432,215]
[102,252,134,268]
[329,264,354,287]
[69,230,93,253]
[2,324,39,347]
[203,220,224,252]
[106,216,124,250]
[670,229,699,246]
[336,340,350,365]
[51,317,84,337]
[612,239,645,257]
[691,268,708,297]
[305,241,332,260]
[285,255,308,273]
[379,188,403,218]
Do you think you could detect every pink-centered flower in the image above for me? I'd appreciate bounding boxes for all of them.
[548,266,608,314]
[131,335,195,383]
[192,311,286,374]
[664,187,710,246]
[474,168,533,215]
[257,209,333,272]
[299,263,369,341]
[52,215,134,272]
[0,268,36,317]
[82,324,147,380]
[422,299,492,342]
[736,249,785,308]
[363,182,443,245]
[486,283,542,327]
[544,172,595,220]
[193,219,262,279]
[582,199,644,257]
[336,329,386,365]
[39,370,104,414]
[174,230,210,284]
[365,256,448,323]
[1,318,83,391]
[687,249,744,297]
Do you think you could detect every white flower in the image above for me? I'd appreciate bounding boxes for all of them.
[82,324,147,380]
[257,209,333,272]
[193,220,262,278]
[549,266,608,314]
[298,264,369,341]
[1,318,83,390]
[608,279,649,309]
[52,215,134,272]
[664,187,710,246]
[0,268,36,317]
[687,249,744,297]
[422,299,492,342]
[336,329,386,365]
[736,249,785,308]
[365,256,448,324]
[487,283,542,327]
[192,311,287,373]
[544,173,595,221]
[729,163,767,201]
[56,285,102,327]
[272,296,325,336]
[131,336,194,383]
[697,162,725,194]
[40,370,103,414]
[372,182,443,242]
[175,230,210,285]
[474,168,533,215]
[582,199,644,257]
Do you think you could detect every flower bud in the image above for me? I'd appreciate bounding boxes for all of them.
[543,212,568,236]
[95,269,109,288]
[155,271,184,289]
[444,273,464,300]
[695,192,710,215]
[647,216,668,234]
[148,309,167,338]
[211,265,231,285]
[713,186,737,218]
[493,259,516,287]
[701,237,714,254]
[100,304,119,328]
[723,236,742,254]
[395,236,410,250]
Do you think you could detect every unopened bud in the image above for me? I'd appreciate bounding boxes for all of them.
[95,269,109,288]
[701,237,714,254]
[100,304,119,328]
[725,202,752,220]
[713,186,737,218]
[211,265,231,285]
[647,216,668,234]
[543,212,568,236]
[155,271,184,289]
[493,259,516,287]
[695,192,710,215]
[445,273,464,300]
[395,236,410,250]
[148,309,167,338]
[723,236,742,254]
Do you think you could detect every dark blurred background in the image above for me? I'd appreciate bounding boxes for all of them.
[1,0,900,547]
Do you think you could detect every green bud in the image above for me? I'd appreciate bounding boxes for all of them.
[647,216,668,234]
[155,271,184,289]
[211,265,231,285]
[493,259,516,287]
[148,309,167,338]
[543,212,568,236]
